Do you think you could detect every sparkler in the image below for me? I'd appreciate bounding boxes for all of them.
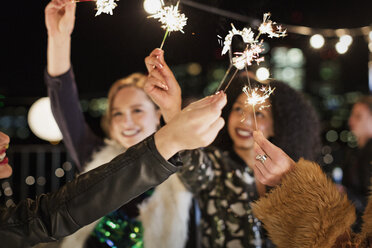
[74,0,118,16]
[215,13,287,93]
[242,84,275,130]
[148,1,188,49]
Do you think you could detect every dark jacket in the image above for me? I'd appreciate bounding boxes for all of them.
[0,135,179,248]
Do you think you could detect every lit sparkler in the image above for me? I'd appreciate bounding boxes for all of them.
[95,0,117,16]
[242,85,275,129]
[74,0,118,16]
[258,12,287,38]
[148,1,188,49]
[221,24,255,55]
[215,12,286,93]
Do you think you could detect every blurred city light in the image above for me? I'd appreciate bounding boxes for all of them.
[310,34,325,49]
[28,97,62,142]
[143,0,162,14]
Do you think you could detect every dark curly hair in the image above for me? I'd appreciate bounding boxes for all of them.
[212,75,321,162]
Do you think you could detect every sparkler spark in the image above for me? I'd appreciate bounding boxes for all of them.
[221,24,255,55]
[95,0,118,16]
[232,42,265,69]
[242,85,275,108]
[148,1,187,49]
[149,2,187,33]
[258,12,287,38]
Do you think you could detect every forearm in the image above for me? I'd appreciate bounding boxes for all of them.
[0,135,178,246]
[47,35,71,77]
[45,68,102,170]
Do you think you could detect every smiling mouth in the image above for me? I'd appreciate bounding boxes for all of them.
[0,151,8,165]
[235,128,253,138]
[121,129,140,137]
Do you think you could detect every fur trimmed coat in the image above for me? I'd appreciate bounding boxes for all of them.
[252,159,372,248]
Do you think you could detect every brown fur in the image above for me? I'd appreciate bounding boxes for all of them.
[252,159,356,248]
[362,189,372,239]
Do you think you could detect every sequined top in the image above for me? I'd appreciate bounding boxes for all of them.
[178,147,271,248]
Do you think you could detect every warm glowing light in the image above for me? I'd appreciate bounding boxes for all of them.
[335,42,348,54]
[222,24,255,55]
[258,13,287,38]
[242,85,275,107]
[143,0,162,14]
[369,31,372,41]
[148,2,187,33]
[339,35,353,47]
[310,34,325,49]
[256,67,270,81]
[232,43,265,69]
[28,97,62,142]
[95,0,118,16]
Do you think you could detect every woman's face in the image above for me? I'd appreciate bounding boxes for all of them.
[348,103,372,141]
[110,86,160,148]
[0,131,12,179]
[228,92,274,150]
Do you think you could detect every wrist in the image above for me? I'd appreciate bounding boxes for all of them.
[47,36,71,77]
[161,105,181,123]
[154,126,181,160]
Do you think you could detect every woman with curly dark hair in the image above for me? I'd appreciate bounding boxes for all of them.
[213,75,321,162]
[141,54,322,248]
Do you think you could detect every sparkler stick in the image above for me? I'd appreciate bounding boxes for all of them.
[215,64,233,92]
[244,66,258,130]
[223,68,239,92]
[159,28,169,50]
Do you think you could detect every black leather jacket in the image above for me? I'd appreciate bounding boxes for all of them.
[0,135,178,248]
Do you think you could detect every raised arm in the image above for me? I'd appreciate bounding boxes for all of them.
[45,0,102,170]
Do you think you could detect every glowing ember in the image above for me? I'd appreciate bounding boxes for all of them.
[149,1,187,33]
[95,0,118,16]
[222,24,255,55]
[242,85,275,107]
[232,42,265,69]
[258,12,287,38]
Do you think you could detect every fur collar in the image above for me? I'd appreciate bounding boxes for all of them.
[139,174,193,248]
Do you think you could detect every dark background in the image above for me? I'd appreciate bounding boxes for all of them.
[1,0,372,201]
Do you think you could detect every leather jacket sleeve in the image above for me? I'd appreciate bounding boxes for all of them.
[0,135,178,248]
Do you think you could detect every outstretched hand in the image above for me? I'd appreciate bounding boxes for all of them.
[144,49,182,123]
[252,131,295,187]
[155,92,226,160]
[45,0,76,38]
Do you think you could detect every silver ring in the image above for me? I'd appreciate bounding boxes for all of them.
[256,154,267,164]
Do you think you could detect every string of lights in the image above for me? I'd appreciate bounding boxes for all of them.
[143,0,372,91]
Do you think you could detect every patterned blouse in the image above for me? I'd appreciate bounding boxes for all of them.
[178,147,273,248]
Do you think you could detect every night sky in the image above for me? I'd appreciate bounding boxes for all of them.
[2,0,372,99]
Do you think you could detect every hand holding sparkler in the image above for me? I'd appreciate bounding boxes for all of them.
[148,1,188,49]
[144,49,182,123]
[45,0,76,77]
[45,0,76,38]
[252,131,295,187]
